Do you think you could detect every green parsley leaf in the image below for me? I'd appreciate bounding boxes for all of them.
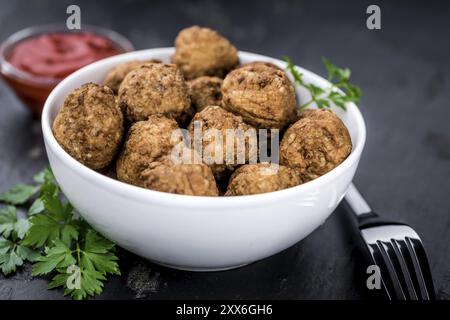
[34,230,119,300]
[32,240,76,275]
[15,244,40,262]
[41,193,73,220]
[316,98,331,109]
[0,246,23,275]
[0,206,30,239]
[81,230,120,275]
[37,168,59,199]
[0,237,38,275]
[0,238,14,258]
[283,56,305,86]
[33,167,55,185]
[323,57,351,82]
[322,57,337,81]
[22,214,78,248]
[49,266,106,300]
[0,206,16,238]
[28,198,45,215]
[0,184,39,205]
[284,56,362,111]
[307,83,325,97]
[14,219,30,240]
[0,238,10,255]
[22,195,78,247]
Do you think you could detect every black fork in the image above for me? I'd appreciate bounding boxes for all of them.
[343,183,435,300]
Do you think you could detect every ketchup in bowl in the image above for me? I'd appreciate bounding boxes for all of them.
[0,25,133,117]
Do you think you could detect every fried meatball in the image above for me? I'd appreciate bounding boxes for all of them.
[104,59,161,93]
[118,63,191,122]
[188,76,223,112]
[53,83,123,170]
[222,64,297,129]
[280,109,352,181]
[225,163,302,196]
[116,115,182,187]
[237,61,281,71]
[188,105,257,179]
[141,159,218,196]
[172,26,239,80]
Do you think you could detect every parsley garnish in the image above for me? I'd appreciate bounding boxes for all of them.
[0,206,39,275]
[0,168,120,300]
[33,228,120,300]
[0,206,30,239]
[0,184,40,205]
[22,194,78,247]
[284,56,362,111]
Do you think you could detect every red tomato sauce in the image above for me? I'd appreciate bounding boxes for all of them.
[2,32,124,117]
[8,32,120,79]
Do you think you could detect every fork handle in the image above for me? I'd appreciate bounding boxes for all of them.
[344,183,403,229]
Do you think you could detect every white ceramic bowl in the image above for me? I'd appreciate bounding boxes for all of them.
[42,48,366,271]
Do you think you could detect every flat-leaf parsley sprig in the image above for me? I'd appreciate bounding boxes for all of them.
[0,167,120,300]
[0,206,39,275]
[32,224,120,300]
[284,56,362,111]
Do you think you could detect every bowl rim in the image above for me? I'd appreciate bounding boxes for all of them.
[41,47,366,209]
[0,23,134,86]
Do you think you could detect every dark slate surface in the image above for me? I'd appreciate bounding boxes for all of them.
[0,0,449,300]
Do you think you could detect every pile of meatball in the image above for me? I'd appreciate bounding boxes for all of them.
[53,26,352,197]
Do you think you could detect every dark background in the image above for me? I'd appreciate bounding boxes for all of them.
[1,0,450,300]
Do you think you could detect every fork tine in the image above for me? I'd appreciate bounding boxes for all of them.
[376,240,408,299]
[368,244,392,299]
[388,240,418,299]
[369,242,406,299]
[394,239,426,299]
[405,237,435,300]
